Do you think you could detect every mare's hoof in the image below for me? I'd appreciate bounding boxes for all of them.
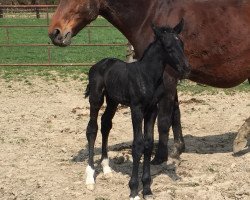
[86,184,95,191]
[144,195,154,200]
[130,196,140,200]
[170,143,185,158]
[151,157,166,165]
[233,140,247,153]
[170,150,181,159]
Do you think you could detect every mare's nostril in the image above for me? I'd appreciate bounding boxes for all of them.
[54,29,59,35]
[49,28,61,39]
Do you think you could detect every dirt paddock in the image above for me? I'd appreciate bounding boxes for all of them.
[0,79,249,200]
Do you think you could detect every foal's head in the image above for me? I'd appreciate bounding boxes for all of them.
[152,19,190,78]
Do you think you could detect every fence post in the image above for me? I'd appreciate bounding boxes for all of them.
[0,4,3,18]
[32,0,40,19]
[48,46,51,64]
[126,42,136,63]
[6,28,10,44]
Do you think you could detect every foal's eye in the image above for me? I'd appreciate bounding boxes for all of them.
[174,36,179,40]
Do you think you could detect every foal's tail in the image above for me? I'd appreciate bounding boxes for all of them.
[85,84,90,98]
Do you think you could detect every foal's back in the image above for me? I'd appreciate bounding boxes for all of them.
[89,57,158,106]
[89,58,131,105]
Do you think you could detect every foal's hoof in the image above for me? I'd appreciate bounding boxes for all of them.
[86,184,95,191]
[144,195,154,200]
[103,171,113,179]
[130,196,140,200]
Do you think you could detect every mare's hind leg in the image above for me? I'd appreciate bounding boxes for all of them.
[171,92,185,158]
[85,84,104,190]
[100,97,118,174]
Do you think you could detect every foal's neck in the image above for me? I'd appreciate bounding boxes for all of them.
[140,39,167,80]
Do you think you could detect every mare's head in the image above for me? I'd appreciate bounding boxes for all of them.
[48,0,100,46]
[152,19,190,78]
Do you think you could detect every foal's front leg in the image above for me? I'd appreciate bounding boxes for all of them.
[129,105,144,200]
[142,106,158,199]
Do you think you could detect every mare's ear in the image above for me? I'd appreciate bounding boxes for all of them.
[174,18,184,34]
[151,23,161,38]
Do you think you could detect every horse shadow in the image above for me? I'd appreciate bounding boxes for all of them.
[71,131,250,193]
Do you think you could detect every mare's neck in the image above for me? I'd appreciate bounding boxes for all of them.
[99,0,154,56]
[99,0,180,58]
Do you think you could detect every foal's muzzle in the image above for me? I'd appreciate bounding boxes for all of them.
[177,61,191,79]
[49,29,72,47]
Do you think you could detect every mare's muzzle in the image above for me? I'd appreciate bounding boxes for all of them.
[49,29,72,47]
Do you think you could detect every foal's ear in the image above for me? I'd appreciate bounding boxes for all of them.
[174,18,184,34]
[151,23,161,38]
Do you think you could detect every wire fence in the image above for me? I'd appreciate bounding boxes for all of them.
[0,5,132,67]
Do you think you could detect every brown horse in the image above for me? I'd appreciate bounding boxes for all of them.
[48,0,250,165]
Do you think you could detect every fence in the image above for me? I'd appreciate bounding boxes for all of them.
[0,5,132,67]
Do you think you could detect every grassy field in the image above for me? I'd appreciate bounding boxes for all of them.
[0,18,127,64]
[0,16,249,93]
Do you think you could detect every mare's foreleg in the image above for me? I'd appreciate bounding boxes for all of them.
[142,106,158,199]
[151,73,177,165]
[85,83,104,190]
[129,105,144,200]
[171,92,185,158]
[100,98,118,174]
[233,117,250,153]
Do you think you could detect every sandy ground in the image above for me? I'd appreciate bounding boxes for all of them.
[0,79,249,200]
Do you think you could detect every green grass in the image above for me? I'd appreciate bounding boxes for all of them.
[178,80,250,94]
[0,18,127,64]
[0,17,249,94]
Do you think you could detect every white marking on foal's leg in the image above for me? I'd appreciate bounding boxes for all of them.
[101,158,112,174]
[130,196,140,200]
[85,165,95,190]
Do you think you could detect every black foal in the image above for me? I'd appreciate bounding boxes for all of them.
[85,19,189,200]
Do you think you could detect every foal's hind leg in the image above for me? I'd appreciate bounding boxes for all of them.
[171,92,185,158]
[100,97,118,174]
[85,85,104,190]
